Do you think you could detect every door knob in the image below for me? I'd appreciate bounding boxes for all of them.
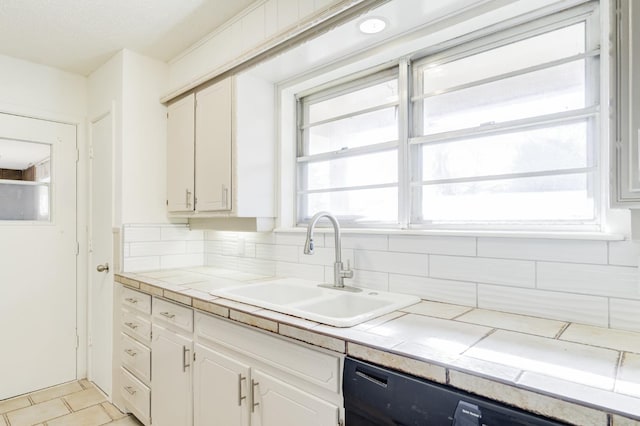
[96,263,109,273]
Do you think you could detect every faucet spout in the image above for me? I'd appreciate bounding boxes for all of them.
[303,211,357,291]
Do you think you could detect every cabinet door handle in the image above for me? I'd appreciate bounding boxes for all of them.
[125,297,138,304]
[159,311,176,319]
[186,189,192,208]
[222,185,228,208]
[124,349,137,357]
[124,386,137,395]
[183,346,190,372]
[238,374,246,406]
[124,322,138,330]
[251,380,259,413]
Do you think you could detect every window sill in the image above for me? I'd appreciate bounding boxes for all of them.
[273,227,625,241]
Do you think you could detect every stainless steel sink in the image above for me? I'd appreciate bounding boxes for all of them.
[209,278,420,327]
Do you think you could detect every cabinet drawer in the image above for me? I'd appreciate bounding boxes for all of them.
[196,312,341,393]
[120,333,151,384]
[153,297,193,332]
[122,309,152,342]
[122,287,151,314]
[120,367,150,424]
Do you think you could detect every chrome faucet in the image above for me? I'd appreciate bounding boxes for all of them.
[304,211,359,292]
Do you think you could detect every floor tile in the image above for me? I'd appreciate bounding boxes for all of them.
[616,352,640,398]
[400,301,472,319]
[0,414,6,426]
[47,405,111,426]
[64,387,107,411]
[101,402,127,420]
[0,395,30,414]
[456,309,566,338]
[367,314,492,356]
[30,381,83,404]
[6,398,69,426]
[79,379,93,390]
[465,330,619,389]
[560,323,640,353]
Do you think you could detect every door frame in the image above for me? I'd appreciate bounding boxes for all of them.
[88,104,116,396]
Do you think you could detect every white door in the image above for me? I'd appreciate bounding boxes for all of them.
[0,112,77,400]
[195,78,232,212]
[251,369,339,426]
[88,112,113,396]
[193,343,250,426]
[151,324,193,426]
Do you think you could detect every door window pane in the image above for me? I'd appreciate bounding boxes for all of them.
[0,139,51,221]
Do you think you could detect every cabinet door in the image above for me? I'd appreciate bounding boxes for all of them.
[193,343,250,426]
[251,369,339,426]
[167,93,195,212]
[195,78,232,212]
[151,324,193,426]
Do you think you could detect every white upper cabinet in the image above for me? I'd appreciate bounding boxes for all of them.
[166,74,275,229]
[195,78,233,212]
[612,0,640,207]
[166,94,195,213]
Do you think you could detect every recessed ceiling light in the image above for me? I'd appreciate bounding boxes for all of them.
[359,17,387,34]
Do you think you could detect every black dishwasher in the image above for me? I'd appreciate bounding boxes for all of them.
[343,357,567,426]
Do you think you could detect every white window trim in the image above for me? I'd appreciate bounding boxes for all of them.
[275,0,628,238]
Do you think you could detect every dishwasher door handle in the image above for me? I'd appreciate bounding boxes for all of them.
[355,369,388,388]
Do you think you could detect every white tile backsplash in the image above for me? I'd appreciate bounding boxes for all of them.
[355,250,428,276]
[478,284,609,326]
[430,255,535,288]
[478,237,607,264]
[389,235,475,256]
[389,274,478,306]
[122,223,640,332]
[537,262,640,299]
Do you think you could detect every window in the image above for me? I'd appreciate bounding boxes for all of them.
[296,4,601,230]
[0,138,52,221]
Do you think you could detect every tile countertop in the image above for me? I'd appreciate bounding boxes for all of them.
[115,267,640,426]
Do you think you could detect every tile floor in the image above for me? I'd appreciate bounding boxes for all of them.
[0,380,142,426]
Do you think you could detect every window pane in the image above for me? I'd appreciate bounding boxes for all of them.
[0,183,50,220]
[421,60,586,135]
[303,150,397,191]
[421,23,585,94]
[308,79,398,123]
[421,173,594,222]
[421,122,589,181]
[0,138,51,221]
[307,107,398,155]
[301,187,398,223]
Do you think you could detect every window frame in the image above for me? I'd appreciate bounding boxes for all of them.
[294,2,603,232]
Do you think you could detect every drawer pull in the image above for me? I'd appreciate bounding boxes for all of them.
[183,346,190,372]
[124,386,137,395]
[160,311,176,319]
[238,374,246,406]
[124,322,139,330]
[124,349,137,357]
[125,297,138,304]
[251,380,259,412]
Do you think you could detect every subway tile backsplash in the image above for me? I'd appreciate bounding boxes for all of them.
[122,224,640,332]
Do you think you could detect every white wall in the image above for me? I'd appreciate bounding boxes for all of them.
[121,50,170,224]
[0,53,89,378]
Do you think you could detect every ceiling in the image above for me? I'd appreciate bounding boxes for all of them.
[0,0,256,76]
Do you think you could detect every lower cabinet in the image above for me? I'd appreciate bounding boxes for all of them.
[251,369,340,426]
[114,285,344,426]
[151,323,193,426]
[193,343,250,426]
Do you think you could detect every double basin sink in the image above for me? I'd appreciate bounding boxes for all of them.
[209,278,420,327]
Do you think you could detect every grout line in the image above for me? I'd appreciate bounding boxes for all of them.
[614,352,625,390]
[554,322,571,340]
[61,398,74,413]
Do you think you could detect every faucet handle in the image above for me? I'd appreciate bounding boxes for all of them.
[343,260,354,279]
